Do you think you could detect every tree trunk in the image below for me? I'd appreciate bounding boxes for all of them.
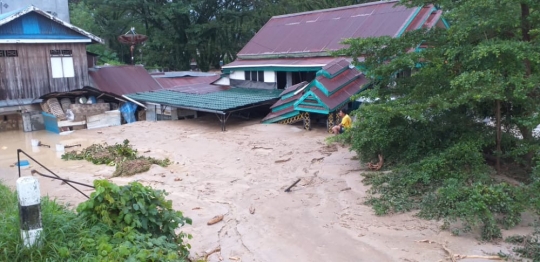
[496,100,501,174]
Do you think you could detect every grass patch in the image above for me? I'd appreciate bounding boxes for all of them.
[0,180,191,261]
[61,139,170,177]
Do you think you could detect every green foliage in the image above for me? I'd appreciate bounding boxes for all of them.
[70,0,380,70]
[77,180,192,260]
[0,180,191,261]
[336,0,540,240]
[61,139,170,177]
[505,222,540,260]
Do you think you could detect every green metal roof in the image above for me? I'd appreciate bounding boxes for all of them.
[127,88,282,113]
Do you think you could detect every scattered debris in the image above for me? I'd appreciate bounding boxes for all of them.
[275,158,291,163]
[97,131,103,134]
[249,205,256,214]
[350,155,359,160]
[161,174,166,177]
[64,144,81,149]
[311,157,324,163]
[340,187,352,192]
[192,207,201,210]
[204,246,221,260]
[229,257,240,261]
[174,177,182,181]
[417,239,501,261]
[207,215,224,225]
[285,178,301,192]
[38,142,50,148]
[143,150,151,153]
[367,154,384,171]
[251,146,273,150]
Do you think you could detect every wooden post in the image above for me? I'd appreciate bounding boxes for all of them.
[16,176,43,248]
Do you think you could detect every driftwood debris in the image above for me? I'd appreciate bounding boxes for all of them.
[192,207,201,210]
[249,205,256,214]
[275,158,291,163]
[252,146,273,150]
[285,178,301,192]
[38,142,50,148]
[340,187,352,192]
[417,240,501,261]
[204,246,221,260]
[367,154,384,171]
[207,215,224,225]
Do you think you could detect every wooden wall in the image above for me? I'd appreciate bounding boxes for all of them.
[0,43,90,100]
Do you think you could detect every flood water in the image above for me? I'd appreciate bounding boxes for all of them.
[0,130,94,197]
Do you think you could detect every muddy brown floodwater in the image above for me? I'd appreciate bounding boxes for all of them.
[0,116,533,261]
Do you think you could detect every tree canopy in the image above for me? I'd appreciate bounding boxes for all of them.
[69,0,375,71]
[337,0,540,240]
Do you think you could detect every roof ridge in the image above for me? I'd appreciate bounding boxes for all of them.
[272,0,400,19]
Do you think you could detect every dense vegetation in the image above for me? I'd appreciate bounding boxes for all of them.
[68,0,377,71]
[61,139,170,177]
[336,0,540,244]
[0,180,191,261]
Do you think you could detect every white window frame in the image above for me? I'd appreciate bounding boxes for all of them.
[50,50,75,78]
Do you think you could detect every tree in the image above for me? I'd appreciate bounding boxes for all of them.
[337,0,540,240]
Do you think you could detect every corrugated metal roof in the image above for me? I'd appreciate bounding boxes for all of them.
[237,0,424,58]
[167,83,231,95]
[0,6,103,44]
[0,98,41,108]
[151,71,218,78]
[89,65,162,96]
[127,88,282,113]
[155,75,220,88]
[222,57,341,69]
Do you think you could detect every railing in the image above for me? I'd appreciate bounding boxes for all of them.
[17,149,94,199]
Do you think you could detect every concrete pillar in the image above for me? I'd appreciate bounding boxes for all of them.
[16,176,43,248]
[170,107,179,120]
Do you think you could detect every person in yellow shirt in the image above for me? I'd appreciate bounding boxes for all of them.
[332,108,352,135]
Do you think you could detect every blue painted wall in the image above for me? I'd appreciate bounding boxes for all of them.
[0,12,87,39]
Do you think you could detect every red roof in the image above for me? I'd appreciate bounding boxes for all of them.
[222,57,340,69]
[237,0,435,58]
[89,66,162,96]
[166,83,231,94]
[154,76,220,87]
[317,68,362,93]
[280,81,308,96]
[312,76,369,110]
[271,92,303,109]
[261,106,297,122]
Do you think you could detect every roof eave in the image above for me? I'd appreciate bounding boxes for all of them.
[0,5,104,44]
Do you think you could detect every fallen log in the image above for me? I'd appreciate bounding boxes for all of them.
[284,178,301,192]
[207,215,224,225]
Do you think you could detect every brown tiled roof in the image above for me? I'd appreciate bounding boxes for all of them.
[270,92,303,109]
[322,58,351,77]
[280,81,308,96]
[317,68,362,93]
[312,75,369,111]
[261,106,297,122]
[89,65,162,96]
[237,1,436,58]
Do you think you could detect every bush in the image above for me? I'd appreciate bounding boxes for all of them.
[0,180,192,261]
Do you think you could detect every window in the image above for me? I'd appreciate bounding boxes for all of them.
[244,71,265,82]
[50,50,74,78]
[0,50,18,57]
